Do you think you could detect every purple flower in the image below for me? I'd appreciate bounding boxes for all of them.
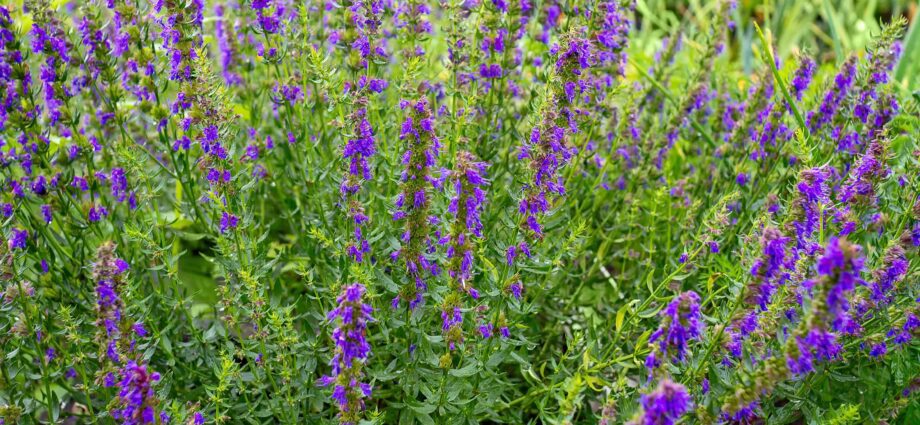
[442,307,463,331]
[633,379,692,425]
[447,151,488,284]
[347,0,386,65]
[133,323,148,337]
[905,313,920,332]
[479,323,494,338]
[214,5,242,85]
[368,78,388,93]
[442,306,464,349]
[341,108,378,263]
[251,0,284,33]
[31,175,48,195]
[735,172,748,186]
[519,36,593,240]
[508,280,523,300]
[111,168,129,202]
[89,205,109,222]
[8,228,27,250]
[506,245,517,266]
[869,342,887,358]
[72,176,90,192]
[219,212,239,233]
[41,204,53,223]
[806,327,842,361]
[93,243,132,359]
[153,0,202,81]
[720,402,759,424]
[786,336,814,375]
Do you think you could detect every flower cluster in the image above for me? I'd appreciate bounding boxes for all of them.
[93,242,132,363]
[113,361,165,425]
[441,151,488,348]
[446,151,488,287]
[593,0,633,77]
[629,379,693,425]
[811,237,865,333]
[747,226,791,310]
[807,56,858,133]
[788,167,830,254]
[645,291,703,372]
[153,0,204,81]
[319,283,374,424]
[392,99,441,310]
[341,109,377,263]
[517,35,593,241]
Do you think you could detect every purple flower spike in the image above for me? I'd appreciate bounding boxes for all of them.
[646,291,703,371]
[320,283,374,424]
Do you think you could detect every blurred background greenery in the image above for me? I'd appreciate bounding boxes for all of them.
[629,0,919,90]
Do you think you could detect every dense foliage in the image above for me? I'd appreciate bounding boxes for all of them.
[1,0,920,423]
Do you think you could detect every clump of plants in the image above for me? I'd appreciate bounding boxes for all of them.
[1,0,919,423]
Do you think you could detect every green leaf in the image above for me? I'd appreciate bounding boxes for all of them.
[634,330,652,354]
[414,412,435,425]
[159,334,173,355]
[828,371,859,382]
[895,13,920,90]
[486,351,506,368]
[408,401,436,415]
[767,401,801,425]
[637,308,659,318]
[449,362,479,378]
[615,306,627,332]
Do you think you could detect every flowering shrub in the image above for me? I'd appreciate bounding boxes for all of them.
[1,0,920,423]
